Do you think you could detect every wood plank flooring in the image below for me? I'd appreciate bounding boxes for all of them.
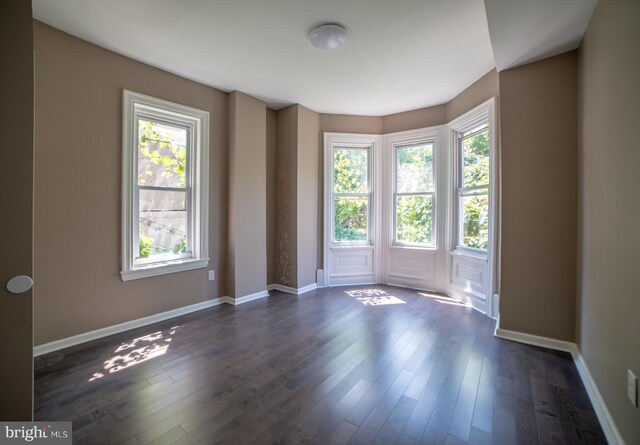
[34,285,606,444]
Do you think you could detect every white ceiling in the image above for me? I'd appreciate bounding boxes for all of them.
[485,0,598,71]
[32,1,597,115]
[32,0,495,116]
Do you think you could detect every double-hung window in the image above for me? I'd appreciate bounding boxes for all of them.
[456,122,490,251]
[121,91,209,281]
[332,147,370,243]
[394,143,435,246]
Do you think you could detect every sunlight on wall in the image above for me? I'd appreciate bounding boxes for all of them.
[344,288,406,306]
[88,326,178,382]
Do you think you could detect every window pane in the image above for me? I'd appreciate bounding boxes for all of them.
[334,196,368,242]
[461,193,489,249]
[396,144,433,193]
[333,149,368,193]
[462,127,489,187]
[139,189,188,258]
[138,119,188,188]
[396,195,433,244]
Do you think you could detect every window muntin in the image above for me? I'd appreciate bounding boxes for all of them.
[332,147,370,243]
[394,143,434,246]
[457,123,490,250]
[122,91,208,280]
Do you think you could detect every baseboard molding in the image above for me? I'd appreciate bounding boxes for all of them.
[35,289,273,356]
[574,353,626,445]
[225,289,269,305]
[494,328,625,445]
[495,327,578,357]
[268,283,317,295]
[34,297,226,357]
[493,314,500,336]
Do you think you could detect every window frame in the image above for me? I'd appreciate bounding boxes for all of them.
[392,141,436,247]
[331,144,373,246]
[452,111,492,256]
[121,90,209,281]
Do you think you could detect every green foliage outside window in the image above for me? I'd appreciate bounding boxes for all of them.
[395,145,433,244]
[396,195,432,244]
[335,197,368,241]
[333,149,368,241]
[138,120,187,187]
[461,128,490,249]
[139,230,153,258]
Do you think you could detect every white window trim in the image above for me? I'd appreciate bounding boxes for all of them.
[384,128,440,250]
[121,90,209,281]
[446,98,498,316]
[325,135,379,248]
[323,133,382,285]
[449,100,495,258]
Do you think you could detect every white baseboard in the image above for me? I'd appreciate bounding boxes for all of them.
[574,353,626,445]
[225,289,269,305]
[493,314,500,336]
[495,327,578,357]
[35,289,275,356]
[34,297,226,357]
[268,283,317,295]
[219,296,234,305]
[494,328,625,445]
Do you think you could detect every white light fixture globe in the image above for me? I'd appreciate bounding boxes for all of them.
[309,24,348,50]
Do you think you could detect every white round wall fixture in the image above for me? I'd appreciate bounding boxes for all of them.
[6,275,33,294]
[309,24,349,50]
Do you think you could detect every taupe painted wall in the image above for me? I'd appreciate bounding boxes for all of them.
[499,52,578,341]
[227,91,267,298]
[0,0,33,420]
[447,69,499,122]
[33,22,228,345]
[577,0,640,441]
[266,109,276,285]
[296,106,319,287]
[382,105,447,134]
[319,114,383,134]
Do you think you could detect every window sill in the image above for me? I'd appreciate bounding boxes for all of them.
[451,248,487,261]
[121,258,209,281]
[331,243,374,250]
[390,244,436,251]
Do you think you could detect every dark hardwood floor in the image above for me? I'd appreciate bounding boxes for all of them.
[34,285,606,445]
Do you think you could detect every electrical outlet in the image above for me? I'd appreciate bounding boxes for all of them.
[208,270,215,281]
[628,369,638,407]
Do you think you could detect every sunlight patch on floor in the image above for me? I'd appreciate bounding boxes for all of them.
[88,326,178,382]
[418,292,471,307]
[435,299,472,307]
[344,288,406,306]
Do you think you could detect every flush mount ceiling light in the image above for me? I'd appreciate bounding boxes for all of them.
[309,24,348,50]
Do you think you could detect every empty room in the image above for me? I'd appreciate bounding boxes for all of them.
[1,0,639,444]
